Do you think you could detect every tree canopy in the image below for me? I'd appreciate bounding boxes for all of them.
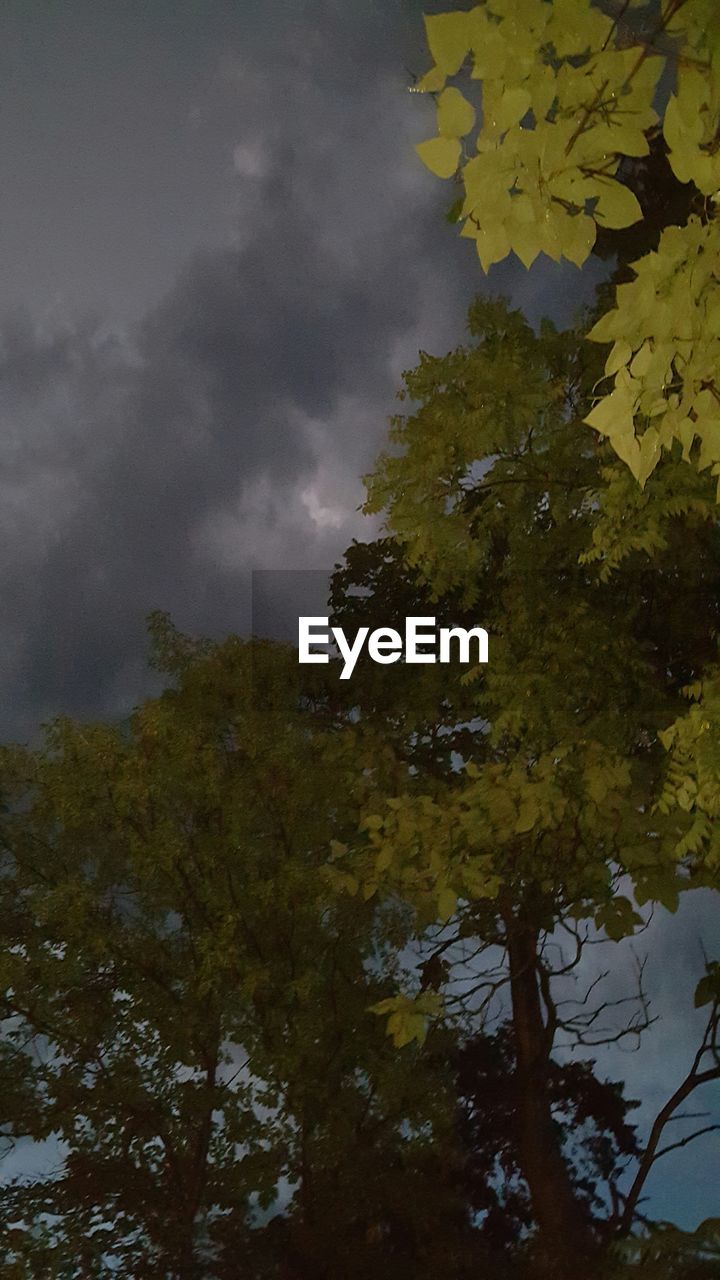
[411,0,720,506]
[1,4,719,1277]
[330,295,720,1275]
[0,621,669,1279]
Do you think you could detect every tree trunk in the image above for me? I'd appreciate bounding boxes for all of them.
[171,1026,221,1280]
[503,908,596,1278]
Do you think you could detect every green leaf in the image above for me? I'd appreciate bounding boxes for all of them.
[593,180,643,230]
[463,218,512,270]
[630,340,652,377]
[605,341,632,377]
[594,121,650,158]
[424,11,470,75]
[585,386,636,440]
[511,224,542,269]
[485,85,531,133]
[413,64,447,94]
[415,135,461,178]
[369,997,397,1016]
[438,886,457,922]
[694,963,720,1008]
[437,86,476,138]
[663,94,686,154]
[586,308,620,344]
[694,974,714,1007]
[561,212,596,266]
[515,798,538,833]
[374,842,393,872]
[635,427,661,488]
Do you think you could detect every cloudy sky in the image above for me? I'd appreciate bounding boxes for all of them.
[0,0,602,740]
[0,0,716,1229]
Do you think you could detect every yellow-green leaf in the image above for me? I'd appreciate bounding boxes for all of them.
[424,11,471,75]
[485,85,531,133]
[561,212,596,266]
[461,215,513,271]
[413,64,447,93]
[587,308,620,343]
[415,135,461,178]
[585,386,636,440]
[593,180,643,229]
[437,86,476,138]
[511,224,542,269]
[438,886,457,922]
[635,426,661,487]
[605,340,632,377]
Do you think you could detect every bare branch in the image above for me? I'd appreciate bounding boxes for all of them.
[618,992,720,1234]
[654,1123,720,1162]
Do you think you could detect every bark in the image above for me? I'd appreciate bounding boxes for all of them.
[171,1025,221,1280]
[503,907,597,1278]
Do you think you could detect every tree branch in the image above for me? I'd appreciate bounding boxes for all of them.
[618,994,720,1233]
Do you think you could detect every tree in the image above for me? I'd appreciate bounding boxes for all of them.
[453,1027,640,1252]
[406,0,720,881]
[0,624,468,1278]
[0,613,664,1279]
[325,297,720,1276]
[0,611,653,1280]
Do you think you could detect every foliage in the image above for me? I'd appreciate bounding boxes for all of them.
[335,296,720,1273]
[411,0,720,494]
[610,1217,720,1278]
[656,665,720,867]
[585,217,720,493]
[0,627,465,1277]
[0,619,655,1278]
[360,289,719,969]
[454,1027,640,1249]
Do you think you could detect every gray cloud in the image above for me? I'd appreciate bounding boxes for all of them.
[0,0,609,741]
[0,5,491,739]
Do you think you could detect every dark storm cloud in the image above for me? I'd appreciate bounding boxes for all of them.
[0,7,491,739]
[0,0,608,739]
